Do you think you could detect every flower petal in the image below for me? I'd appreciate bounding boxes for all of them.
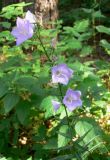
[11,17,34,45]
[52,100,60,111]
[11,27,20,37]
[51,64,73,85]
[63,89,82,112]
[25,10,36,24]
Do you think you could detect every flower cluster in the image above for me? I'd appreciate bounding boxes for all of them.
[11,13,82,112]
[11,11,36,45]
[51,64,82,112]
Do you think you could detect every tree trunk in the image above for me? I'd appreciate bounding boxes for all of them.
[35,0,58,28]
[1,0,58,28]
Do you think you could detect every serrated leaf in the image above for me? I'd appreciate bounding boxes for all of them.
[100,39,110,50]
[80,45,93,57]
[1,2,32,19]
[65,39,82,50]
[3,93,20,113]
[96,25,110,35]
[78,32,92,41]
[74,19,89,33]
[63,27,80,37]
[68,39,82,49]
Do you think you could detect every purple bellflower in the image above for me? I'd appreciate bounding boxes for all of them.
[25,10,36,28]
[63,89,82,111]
[52,100,60,111]
[11,17,34,45]
[51,64,73,85]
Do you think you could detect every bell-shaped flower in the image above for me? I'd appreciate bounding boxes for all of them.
[63,89,82,111]
[25,10,36,28]
[51,64,73,85]
[11,17,34,45]
[52,100,60,111]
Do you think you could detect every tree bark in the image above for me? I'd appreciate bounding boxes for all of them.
[1,0,58,28]
[35,0,58,28]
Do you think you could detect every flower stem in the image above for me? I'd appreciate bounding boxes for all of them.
[36,25,52,63]
[58,84,71,130]
[37,35,52,62]
[36,27,70,129]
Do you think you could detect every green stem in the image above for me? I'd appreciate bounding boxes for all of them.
[37,25,52,63]
[58,84,82,160]
[36,26,72,139]
[37,34,52,62]
[36,25,72,135]
[58,84,71,129]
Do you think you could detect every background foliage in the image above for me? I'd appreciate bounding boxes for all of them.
[0,1,110,160]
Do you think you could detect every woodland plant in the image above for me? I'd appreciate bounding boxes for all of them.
[0,2,110,160]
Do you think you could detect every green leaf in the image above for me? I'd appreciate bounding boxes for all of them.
[82,8,92,13]
[92,11,105,18]
[0,56,23,71]
[75,117,104,144]
[80,45,93,57]
[27,157,32,160]
[0,22,11,29]
[68,39,82,49]
[63,26,80,37]
[50,154,76,160]
[58,125,70,148]
[0,31,14,41]
[40,96,54,118]
[0,158,7,160]
[10,2,32,7]
[75,117,108,158]
[0,2,32,19]
[96,25,110,35]
[0,81,8,98]
[44,138,58,149]
[16,101,30,124]
[64,38,82,50]
[3,93,20,113]
[78,32,92,41]
[100,39,110,50]
[16,76,44,95]
[74,19,89,33]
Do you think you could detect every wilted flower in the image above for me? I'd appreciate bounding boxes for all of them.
[25,10,36,28]
[63,89,82,111]
[51,64,73,85]
[51,37,57,49]
[51,55,58,62]
[52,100,60,111]
[11,17,34,45]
